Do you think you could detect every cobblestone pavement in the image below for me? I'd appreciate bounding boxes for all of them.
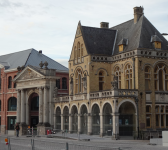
[0,134,168,150]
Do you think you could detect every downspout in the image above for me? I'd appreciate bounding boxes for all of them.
[132,57,135,89]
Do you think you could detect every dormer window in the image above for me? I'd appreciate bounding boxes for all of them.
[118,38,128,52]
[151,34,162,50]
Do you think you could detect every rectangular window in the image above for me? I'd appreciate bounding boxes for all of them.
[56,79,60,89]
[155,106,159,113]
[161,106,164,113]
[166,106,168,113]
[161,114,164,127]
[156,115,160,127]
[155,80,158,90]
[8,116,16,130]
[146,115,151,128]
[99,82,103,91]
[166,115,168,127]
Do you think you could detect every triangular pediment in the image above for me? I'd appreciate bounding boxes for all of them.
[14,66,44,81]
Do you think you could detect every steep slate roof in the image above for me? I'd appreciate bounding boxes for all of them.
[81,26,117,55]
[0,49,68,71]
[111,15,168,55]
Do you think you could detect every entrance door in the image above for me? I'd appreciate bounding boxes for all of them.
[31,116,39,128]
[119,114,133,136]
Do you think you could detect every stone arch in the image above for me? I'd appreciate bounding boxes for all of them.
[91,102,101,113]
[61,104,69,114]
[83,70,89,76]
[95,68,109,76]
[123,61,133,69]
[55,105,61,112]
[69,103,78,114]
[101,101,113,113]
[70,104,78,114]
[27,89,39,98]
[153,60,168,68]
[112,64,122,74]
[79,103,89,114]
[117,99,137,113]
[141,63,153,71]
[74,66,84,74]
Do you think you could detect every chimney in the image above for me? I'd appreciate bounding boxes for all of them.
[100,22,109,28]
[134,6,144,24]
[39,50,42,54]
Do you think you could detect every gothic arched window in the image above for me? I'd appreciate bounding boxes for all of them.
[114,66,121,89]
[125,64,132,89]
[154,63,168,91]
[8,76,12,88]
[62,77,67,89]
[77,42,80,59]
[145,66,151,90]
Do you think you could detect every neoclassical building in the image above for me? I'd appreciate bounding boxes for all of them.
[0,49,69,135]
[54,6,168,139]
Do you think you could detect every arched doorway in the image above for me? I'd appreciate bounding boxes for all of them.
[119,101,136,136]
[103,103,113,136]
[71,105,78,132]
[56,107,61,129]
[63,106,69,131]
[80,105,88,134]
[29,93,39,128]
[92,104,100,135]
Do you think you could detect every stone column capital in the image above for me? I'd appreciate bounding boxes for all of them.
[16,89,21,92]
[112,112,120,116]
[87,113,92,116]
[38,86,44,90]
[44,86,50,89]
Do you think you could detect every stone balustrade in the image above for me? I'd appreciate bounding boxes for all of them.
[55,89,138,102]
[118,89,138,97]
[55,96,69,102]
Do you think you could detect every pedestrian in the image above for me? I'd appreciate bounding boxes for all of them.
[15,123,20,137]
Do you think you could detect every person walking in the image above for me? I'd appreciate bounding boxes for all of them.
[15,123,20,137]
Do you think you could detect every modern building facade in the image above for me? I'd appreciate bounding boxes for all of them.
[54,6,168,139]
[0,49,69,135]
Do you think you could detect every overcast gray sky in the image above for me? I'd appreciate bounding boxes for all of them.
[0,0,168,67]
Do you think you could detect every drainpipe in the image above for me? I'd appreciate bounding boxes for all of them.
[132,58,135,89]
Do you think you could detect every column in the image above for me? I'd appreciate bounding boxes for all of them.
[21,89,25,124]
[16,89,21,123]
[44,86,49,125]
[87,113,92,135]
[26,90,29,125]
[39,87,43,124]
[69,114,72,133]
[54,114,56,129]
[112,113,119,139]
[78,114,81,133]
[61,114,64,130]
[100,113,104,137]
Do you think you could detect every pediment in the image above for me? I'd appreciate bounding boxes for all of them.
[14,66,44,81]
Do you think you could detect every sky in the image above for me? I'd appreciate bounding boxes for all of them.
[0,0,168,68]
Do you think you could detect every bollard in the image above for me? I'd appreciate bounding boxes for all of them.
[66,142,69,150]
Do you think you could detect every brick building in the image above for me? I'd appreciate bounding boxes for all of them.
[0,48,69,135]
[54,6,168,139]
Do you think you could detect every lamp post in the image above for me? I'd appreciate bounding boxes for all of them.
[135,97,139,139]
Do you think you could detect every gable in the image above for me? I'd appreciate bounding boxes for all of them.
[14,66,44,81]
[69,22,88,61]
